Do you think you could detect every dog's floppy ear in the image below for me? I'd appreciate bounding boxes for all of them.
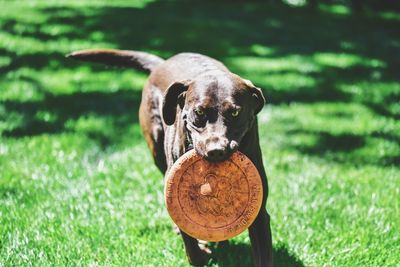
[245,79,266,114]
[162,81,190,125]
[251,86,266,114]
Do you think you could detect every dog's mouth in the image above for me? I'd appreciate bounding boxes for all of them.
[203,150,232,163]
[193,140,239,163]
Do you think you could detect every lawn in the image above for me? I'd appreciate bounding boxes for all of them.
[0,1,399,266]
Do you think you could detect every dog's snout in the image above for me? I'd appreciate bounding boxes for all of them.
[204,137,230,162]
[206,147,226,162]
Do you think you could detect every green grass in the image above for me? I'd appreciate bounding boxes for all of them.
[0,1,399,266]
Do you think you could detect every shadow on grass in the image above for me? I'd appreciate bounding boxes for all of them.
[1,89,142,146]
[297,132,366,152]
[287,129,400,166]
[209,241,303,267]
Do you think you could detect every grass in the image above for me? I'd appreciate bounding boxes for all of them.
[0,0,399,266]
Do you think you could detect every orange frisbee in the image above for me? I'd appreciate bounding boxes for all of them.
[165,150,263,242]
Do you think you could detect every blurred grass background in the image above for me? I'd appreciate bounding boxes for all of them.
[0,0,399,266]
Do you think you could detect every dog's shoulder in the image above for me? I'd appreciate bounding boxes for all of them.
[149,52,230,90]
[167,52,227,70]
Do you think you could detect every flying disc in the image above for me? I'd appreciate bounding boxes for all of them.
[165,150,263,242]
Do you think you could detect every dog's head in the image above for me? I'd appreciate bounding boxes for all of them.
[162,73,265,162]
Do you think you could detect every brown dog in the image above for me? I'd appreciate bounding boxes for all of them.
[68,49,273,266]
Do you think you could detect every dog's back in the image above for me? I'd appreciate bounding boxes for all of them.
[148,53,230,92]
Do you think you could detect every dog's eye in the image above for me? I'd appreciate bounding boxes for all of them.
[231,108,241,117]
[195,109,204,116]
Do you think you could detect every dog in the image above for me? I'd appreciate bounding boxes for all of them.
[68,49,273,266]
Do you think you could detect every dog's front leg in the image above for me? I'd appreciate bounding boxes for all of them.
[248,159,273,267]
[249,209,273,267]
[240,125,273,267]
[180,230,211,266]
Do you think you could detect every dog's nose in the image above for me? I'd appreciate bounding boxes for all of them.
[206,148,226,162]
[204,136,230,162]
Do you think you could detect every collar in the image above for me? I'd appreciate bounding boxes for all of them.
[184,120,194,153]
[185,131,194,153]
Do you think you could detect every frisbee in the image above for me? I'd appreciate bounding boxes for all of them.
[165,150,263,242]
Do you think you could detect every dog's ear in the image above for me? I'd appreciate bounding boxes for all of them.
[251,86,266,114]
[244,79,266,114]
[162,81,190,125]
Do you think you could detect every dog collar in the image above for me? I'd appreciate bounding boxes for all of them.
[184,128,194,153]
[184,119,194,153]
[185,143,193,152]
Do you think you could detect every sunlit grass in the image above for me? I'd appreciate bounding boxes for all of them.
[312,52,386,69]
[0,31,114,55]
